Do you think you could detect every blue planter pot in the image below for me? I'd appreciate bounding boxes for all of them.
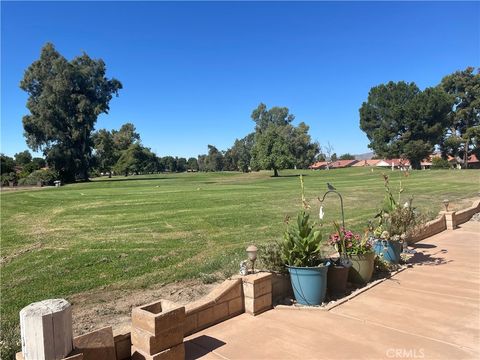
[374,239,402,264]
[286,265,328,305]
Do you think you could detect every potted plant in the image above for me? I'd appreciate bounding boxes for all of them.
[370,175,421,264]
[281,175,328,305]
[282,211,328,305]
[326,222,352,296]
[345,230,375,284]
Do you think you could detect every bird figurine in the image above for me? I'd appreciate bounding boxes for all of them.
[327,182,336,191]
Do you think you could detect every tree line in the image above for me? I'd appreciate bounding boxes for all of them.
[359,67,479,169]
[11,43,479,182]
[90,101,320,177]
[15,43,321,182]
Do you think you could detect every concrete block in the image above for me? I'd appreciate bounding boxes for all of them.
[73,326,116,360]
[243,278,272,298]
[228,297,244,315]
[132,300,185,336]
[244,292,272,315]
[442,211,457,230]
[131,326,183,355]
[206,279,242,303]
[185,298,215,315]
[183,314,197,336]
[242,272,272,286]
[213,302,229,320]
[131,343,185,360]
[20,298,73,360]
[113,331,131,360]
[197,306,215,328]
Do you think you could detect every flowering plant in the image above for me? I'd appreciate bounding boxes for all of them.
[370,174,423,242]
[328,222,374,256]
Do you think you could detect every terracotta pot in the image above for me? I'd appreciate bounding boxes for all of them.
[348,252,375,284]
[327,265,349,296]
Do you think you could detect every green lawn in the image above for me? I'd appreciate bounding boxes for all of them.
[1,167,478,357]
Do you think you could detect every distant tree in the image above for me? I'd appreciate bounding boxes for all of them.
[339,153,355,160]
[187,157,199,171]
[251,123,295,177]
[176,157,187,172]
[14,150,32,166]
[20,43,122,182]
[32,157,46,169]
[112,123,140,151]
[93,129,116,177]
[197,154,207,172]
[227,133,255,172]
[330,153,338,162]
[292,123,320,169]
[157,157,166,172]
[431,157,450,169]
[222,149,237,171]
[114,144,155,176]
[316,153,326,162]
[359,81,450,169]
[0,155,15,175]
[162,156,177,172]
[250,103,317,176]
[251,103,294,131]
[205,145,224,171]
[440,67,480,168]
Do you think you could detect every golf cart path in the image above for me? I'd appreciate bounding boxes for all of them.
[184,220,480,359]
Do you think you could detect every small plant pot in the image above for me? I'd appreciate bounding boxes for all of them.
[327,265,349,296]
[374,239,402,264]
[287,265,328,305]
[349,252,375,284]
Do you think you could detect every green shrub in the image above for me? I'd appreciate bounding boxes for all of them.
[18,169,58,186]
[258,242,286,274]
[431,157,450,169]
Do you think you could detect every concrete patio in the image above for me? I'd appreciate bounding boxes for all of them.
[184,220,480,360]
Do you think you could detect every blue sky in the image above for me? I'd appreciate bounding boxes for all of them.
[1,1,479,158]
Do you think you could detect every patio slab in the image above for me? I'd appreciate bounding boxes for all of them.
[185,220,480,359]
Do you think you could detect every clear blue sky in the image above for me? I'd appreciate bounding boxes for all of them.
[1,1,479,159]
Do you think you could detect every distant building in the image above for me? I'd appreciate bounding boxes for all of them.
[329,159,358,168]
[376,159,411,171]
[309,161,328,170]
[352,159,380,167]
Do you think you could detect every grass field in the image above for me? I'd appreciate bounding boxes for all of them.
[1,167,479,356]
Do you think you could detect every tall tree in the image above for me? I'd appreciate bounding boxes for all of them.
[197,154,207,172]
[291,123,320,169]
[251,102,295,132]
[205,145,224,171]
[226,133,255,172]
[112,123,140,151]
[14,150,32,166]
[114,144,154,176]
[359,81,450,169]
[187,157,199,171]
[176,157,187,172]
[20,43,122,182]
[250,103,317,176]
[93,129,117,177]
[0,155,15,175]
[251,123,295,177]
[440,67,480,167]
[162,156,177,172]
